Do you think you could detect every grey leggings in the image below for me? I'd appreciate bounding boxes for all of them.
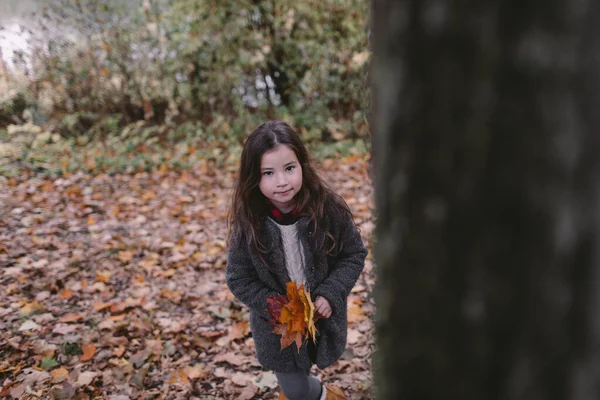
[276,371,322,400]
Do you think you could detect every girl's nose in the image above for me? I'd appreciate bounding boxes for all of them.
[276,173,287,186]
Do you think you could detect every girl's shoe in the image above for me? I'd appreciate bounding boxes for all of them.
[278,384,346,400]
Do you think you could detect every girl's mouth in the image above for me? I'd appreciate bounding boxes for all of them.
[277,189,292,196]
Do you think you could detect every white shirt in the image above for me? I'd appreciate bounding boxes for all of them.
[269,219,306,286]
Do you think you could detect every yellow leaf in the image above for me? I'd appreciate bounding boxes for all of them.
[87,216,97,225]
[80,344,95,361]
[269,282,318,351]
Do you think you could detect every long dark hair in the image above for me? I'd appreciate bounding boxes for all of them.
[228,120,353,261]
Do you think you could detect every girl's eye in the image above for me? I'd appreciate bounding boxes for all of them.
[286,166,295,172]
[263,171,273,176]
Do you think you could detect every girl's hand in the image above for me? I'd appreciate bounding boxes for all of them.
[315,296,332,318]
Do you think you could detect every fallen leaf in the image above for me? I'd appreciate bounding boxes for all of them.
[16,368,51,387]
[50,367,69,383]
[80,344,95,361]
[168,369,190,386]
[237,384,258,400]
[325,384,346,399]
[252,371,278,391]
[213,367,229,379]
[129,350,151,368]
[228,321,250,341]
[231,372,251,386]
[59,289,73,300]
[184,364,206,379]
[53,324,78,335]
[213,353,245,367]
[113,346,126,357]
[20,300,45,317]
[9,384,25,398]
[118,251,133,263]
[19,320,40,332]
[96,271,111,282]
[93,301,113,311]
[178,369,191,386]
[59,313,85,323]
[49,381,76,400]
[40,357,59,370]
[347,328,363,344]
[76,371,97,386]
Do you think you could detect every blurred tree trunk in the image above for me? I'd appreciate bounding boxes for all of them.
[371,1,600,399]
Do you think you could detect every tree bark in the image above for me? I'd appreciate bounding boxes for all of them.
[371,1,600,399]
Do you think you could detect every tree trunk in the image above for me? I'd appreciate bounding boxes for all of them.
[371,1,600,399]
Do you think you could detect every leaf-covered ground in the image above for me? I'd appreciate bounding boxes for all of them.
[0,155,375,399]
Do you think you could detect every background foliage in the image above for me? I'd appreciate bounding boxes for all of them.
[0,0,370,175]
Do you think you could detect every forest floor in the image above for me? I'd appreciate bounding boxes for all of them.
[0,154,375,399]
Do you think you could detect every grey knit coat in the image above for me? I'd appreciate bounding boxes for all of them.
[225,204,367,373]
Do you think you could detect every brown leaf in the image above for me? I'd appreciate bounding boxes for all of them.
[50,367,69,383]
[113,346,126,357]
[76,371,97,387]
[228,322,250,341]
[59,313,85,323]
[213,353,246,367]
[237,384,258,400]
[231,372,252,387]
[96,271,111,283]
[20,300,45,317]
[118,251,133,263]
[325,385,346,399]
[184,364,206,379]
[49,381,76,400]
[93,301,113,311]
[168,369,190,386]
[59,289,73,300]
[80,344,95,361]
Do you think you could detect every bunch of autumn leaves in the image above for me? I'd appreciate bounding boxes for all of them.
[266,282,318,352]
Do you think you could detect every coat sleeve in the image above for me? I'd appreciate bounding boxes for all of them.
[312,212,368,313]
[226,235,279,320]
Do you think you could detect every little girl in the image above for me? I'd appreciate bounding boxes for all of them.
[226,120,367,400]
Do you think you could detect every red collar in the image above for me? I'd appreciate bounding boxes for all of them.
[266,199,299,225]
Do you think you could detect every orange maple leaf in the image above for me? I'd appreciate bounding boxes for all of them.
[266,281,318,352]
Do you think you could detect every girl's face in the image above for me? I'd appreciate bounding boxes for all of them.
[258,144,303,213]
